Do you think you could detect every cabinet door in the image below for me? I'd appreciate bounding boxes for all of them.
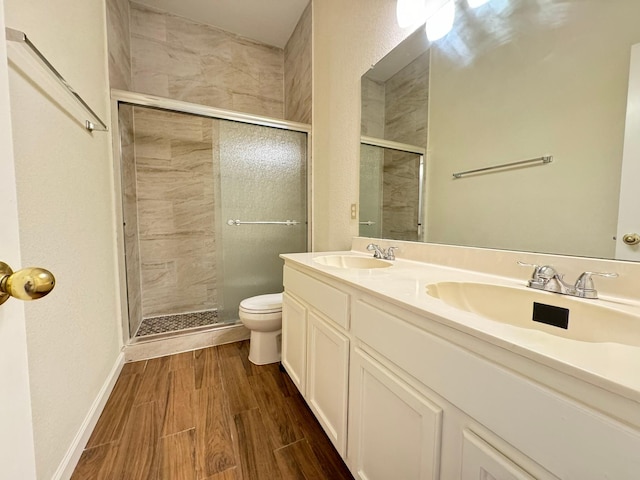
[307,311,350,456]
[461,430,537,480]
[282,292,307,395]
[349,349,442,480]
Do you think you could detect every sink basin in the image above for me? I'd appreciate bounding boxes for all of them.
[313,255,393,269]
[426,281,640,346]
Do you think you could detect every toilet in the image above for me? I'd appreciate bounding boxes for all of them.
[238,293,283,365]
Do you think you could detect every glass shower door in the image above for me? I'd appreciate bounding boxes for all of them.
[217,120,308,322]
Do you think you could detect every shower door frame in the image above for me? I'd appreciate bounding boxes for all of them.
[109,89,313,345]
[360,136,427,241]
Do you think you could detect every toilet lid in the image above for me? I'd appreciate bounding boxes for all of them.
[239,293,283,313]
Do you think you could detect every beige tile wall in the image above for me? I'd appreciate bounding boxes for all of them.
[361,76,385,138]
[119,106,143,335]
[106,0,131,90]
[285,2,312,123]
[129,2,285,118]
[133,107,219,318]
[384,50,429,146]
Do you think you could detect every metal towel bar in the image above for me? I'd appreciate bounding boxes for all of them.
[227,219,300,226]
[453,155,553,179]
[359,221,376,226]
[5,27,108,132]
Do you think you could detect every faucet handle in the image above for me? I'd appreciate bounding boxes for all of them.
[386,246,399,260]
[367,243,383,258]
[517,261,543,282]
[574,271,618,298]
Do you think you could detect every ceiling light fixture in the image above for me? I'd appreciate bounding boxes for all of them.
[396,0,427,28]
[425,0,456,41]
[467,0,490,8]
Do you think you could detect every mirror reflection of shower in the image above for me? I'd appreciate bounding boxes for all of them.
[360,35,429,242]
[118,102,308,340]
[359,140,425,241]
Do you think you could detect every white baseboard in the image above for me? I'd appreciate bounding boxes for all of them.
[53,352,125,480]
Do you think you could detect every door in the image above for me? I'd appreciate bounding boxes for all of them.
[616,43,640,261]
[281,292,307,394]
[349,350,442,480]
[0,0,37,477]
[306,311,349,456]
[218,121,308,321]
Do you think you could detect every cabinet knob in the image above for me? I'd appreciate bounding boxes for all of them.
[0,261,55,305]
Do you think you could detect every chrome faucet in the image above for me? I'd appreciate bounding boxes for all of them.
[367,244,398,260]
[518,261,618,299]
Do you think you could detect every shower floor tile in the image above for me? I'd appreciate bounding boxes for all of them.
[135,310,219,337]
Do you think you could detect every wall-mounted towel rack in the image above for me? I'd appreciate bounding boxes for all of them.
[452,155,553,179]
[227,219,300,226]
[5,27,108,132]
[359,221,376,226]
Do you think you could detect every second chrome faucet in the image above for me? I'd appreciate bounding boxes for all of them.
[367,244,398,261]
[518,261,617,299]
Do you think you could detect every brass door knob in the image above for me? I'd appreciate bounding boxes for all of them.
[622,233,640,246]
[0,262,55,305]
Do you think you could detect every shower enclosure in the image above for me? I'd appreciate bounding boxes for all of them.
[359,139,425,241]
[115,92,309,340]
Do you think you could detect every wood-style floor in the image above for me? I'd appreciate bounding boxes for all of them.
[71,340,353,480]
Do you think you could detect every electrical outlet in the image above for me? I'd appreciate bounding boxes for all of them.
[350,203,357,219]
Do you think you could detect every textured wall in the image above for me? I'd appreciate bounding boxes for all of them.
[312,0,421,250]
[129,2,285,118]
[285,2,312,123]
[5,0,121,477]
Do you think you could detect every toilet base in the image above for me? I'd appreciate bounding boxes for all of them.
[248,329,282,365]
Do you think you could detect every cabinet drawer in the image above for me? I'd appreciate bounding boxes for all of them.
[283,266,349,329]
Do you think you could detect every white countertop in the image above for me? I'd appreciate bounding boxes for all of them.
[281,251,640,406]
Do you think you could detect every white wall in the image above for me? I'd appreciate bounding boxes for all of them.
[312,0,408,250]
[4,0,122,477]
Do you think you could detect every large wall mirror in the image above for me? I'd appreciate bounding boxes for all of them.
[360,0,640,261]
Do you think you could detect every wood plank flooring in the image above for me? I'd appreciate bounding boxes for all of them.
[71,341,353,480]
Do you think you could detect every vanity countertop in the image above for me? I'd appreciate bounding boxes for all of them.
[281,250,640,409]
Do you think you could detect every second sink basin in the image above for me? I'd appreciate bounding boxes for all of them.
[426,281,640,346]
[313,254,392,269]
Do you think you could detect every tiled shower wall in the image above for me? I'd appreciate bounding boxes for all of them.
[129,3,285,118]
[133,108,219,319]
[106,0,132,90]
[106,0,312,331]
[285,2,313,124]
[119,106,143,336]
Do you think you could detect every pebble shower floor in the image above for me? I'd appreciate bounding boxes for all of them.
[135,309,219,337]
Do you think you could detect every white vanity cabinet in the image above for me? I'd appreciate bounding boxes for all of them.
[282,265,350,455]
[281,258,640,480]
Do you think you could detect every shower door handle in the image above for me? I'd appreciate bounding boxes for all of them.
[0,261,55,305]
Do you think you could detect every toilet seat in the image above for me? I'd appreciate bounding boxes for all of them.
[239,293,283,314]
